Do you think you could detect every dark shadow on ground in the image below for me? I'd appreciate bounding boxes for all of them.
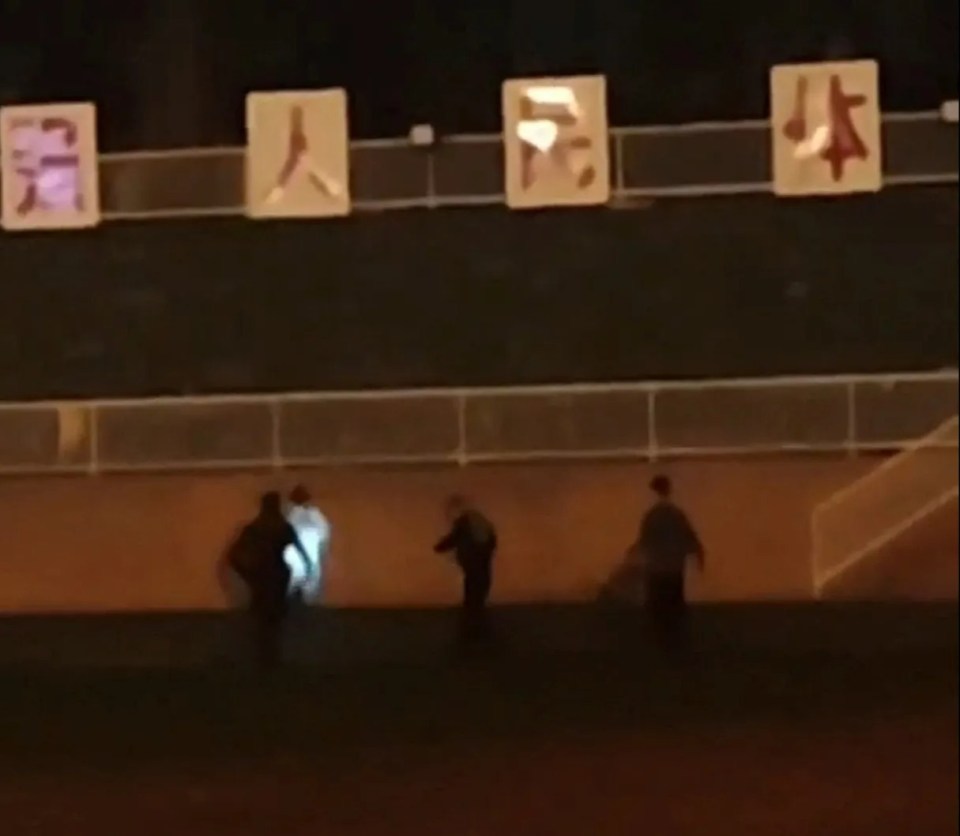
[0,602,956,668]
[0,603,955,765]
[0,604,956,835]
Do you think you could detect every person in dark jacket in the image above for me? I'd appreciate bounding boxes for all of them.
[635,475,705,651]
[228,491,310,669]
[434,494,498,648]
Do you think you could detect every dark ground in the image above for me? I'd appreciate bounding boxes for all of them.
[0,604,956,835]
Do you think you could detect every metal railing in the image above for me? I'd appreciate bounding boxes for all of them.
[0,370,955,476]
[0,112,955,224]
[811,415,960,595]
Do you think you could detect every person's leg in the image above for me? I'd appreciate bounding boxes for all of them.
[250,610,272,670]
[474,564,493,642]
[252,598,287,671]
[459,570,490,648]
[644,575,668,647]
[264,615,285,670]
[458,574,473,646]
[663,574,690,654]
[304,545,325,601]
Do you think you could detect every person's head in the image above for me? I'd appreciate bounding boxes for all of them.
[259,491,284,517]
[289,484,311,507]
[444,493,468,523]
[650,475,672,500]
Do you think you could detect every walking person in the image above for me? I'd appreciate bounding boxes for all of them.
[634,475,705,654]
[433,494,498,651]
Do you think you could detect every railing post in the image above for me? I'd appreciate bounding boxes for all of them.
[456,391,468,467]
[88,405,100,476]
[270,398,282,471]
[425,151,438,210]
[614,131,626,197]
[647,387,659,463]
[845,380,858,457]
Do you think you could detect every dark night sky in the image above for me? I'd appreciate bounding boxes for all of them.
[1,0,957,150]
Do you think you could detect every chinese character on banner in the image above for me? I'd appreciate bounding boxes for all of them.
[770,60,882,197]
[502,75,610,210]
[0,102,100,231]
[245,89,351,219]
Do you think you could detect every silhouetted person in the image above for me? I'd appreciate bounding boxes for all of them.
[228,491,310,669]
[434,495,498,649]
[635,476,705,653]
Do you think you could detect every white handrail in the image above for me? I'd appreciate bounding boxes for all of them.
[0,369,955,475]
[0,368,954,412]
[814,416,959,513]
[814,486,959,595]
[94,109,954,161]
[811,414,960,594]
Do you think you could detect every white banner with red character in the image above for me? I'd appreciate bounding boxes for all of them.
[0,102,100,231]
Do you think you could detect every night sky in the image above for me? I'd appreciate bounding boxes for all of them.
[1,0,956,150]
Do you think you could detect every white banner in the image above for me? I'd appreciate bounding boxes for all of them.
[245,88,351,219]
[770,60,882,197]
[0,102,100,231]
[502,75,610,210]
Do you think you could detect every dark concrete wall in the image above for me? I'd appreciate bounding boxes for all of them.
[0,187,956,400]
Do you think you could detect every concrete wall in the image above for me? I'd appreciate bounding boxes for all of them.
[0,188,956,401]
[0,456,876,613]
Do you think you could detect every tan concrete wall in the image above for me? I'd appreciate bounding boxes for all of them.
[0,457,876,613]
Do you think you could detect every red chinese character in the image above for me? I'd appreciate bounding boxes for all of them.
[820,75,869,181]
[782,74,870,182]
[10,116,84,215]
[266,105,340,204]
[782,76,811,145]
[518,89,596,191]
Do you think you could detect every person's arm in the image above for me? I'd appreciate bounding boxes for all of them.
[286,523,313,577]
[434,519,462,554]
[680,512,705,569]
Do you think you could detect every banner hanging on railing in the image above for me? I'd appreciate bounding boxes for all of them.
[770,59,883,197]
[0,102,101,231]
[502,74,610,210]
[245,88,352,219]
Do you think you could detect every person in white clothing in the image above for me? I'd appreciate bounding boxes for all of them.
[284,484,330,602]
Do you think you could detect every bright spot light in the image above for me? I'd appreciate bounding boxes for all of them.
[525,85,577,107]
[793,124,830,159]
[517,119,559,151]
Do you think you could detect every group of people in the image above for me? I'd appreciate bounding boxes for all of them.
[223,485,330,667]
[224,476,704,668]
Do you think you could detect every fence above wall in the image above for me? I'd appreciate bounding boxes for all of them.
[0,370,955,475]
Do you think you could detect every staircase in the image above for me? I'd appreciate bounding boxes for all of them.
[812,416,959,599]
